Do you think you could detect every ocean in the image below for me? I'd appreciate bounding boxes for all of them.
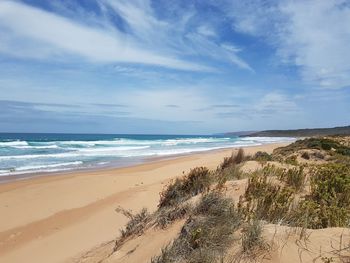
[0,133,295,177]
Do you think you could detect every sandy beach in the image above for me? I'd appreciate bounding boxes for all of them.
[0,143,287,263]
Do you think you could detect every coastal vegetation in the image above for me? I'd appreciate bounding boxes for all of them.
[106,136,350,262]
[230,125,350,137]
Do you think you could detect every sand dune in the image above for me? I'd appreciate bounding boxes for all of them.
[0,144,284,263]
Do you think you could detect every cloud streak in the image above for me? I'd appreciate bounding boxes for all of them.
[219,0,350,89]
[0,1,211,71]
[0,0,253,72]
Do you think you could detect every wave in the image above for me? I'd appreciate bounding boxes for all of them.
[54,137,232,147]
[0,161,83,176]
[0,136,296,176]
[15,161,83,171]
[0,146,151,160]
[0,167,75,176]
[13,145,60,149]
[160,137,231,146]
[119,143,263,158]
[0,140,29,147]
[0,137,233,149]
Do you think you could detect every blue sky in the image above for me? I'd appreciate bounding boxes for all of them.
[0,0,349,134]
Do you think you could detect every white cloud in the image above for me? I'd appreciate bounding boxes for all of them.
[255,92,299,114]
[278,1,350,89]
[218,0,350,89]
[0,0,252,72]
[0,1,210,71]
[197,25,216,37]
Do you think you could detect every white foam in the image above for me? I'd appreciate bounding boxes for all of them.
[0,146,150,160]
[0,167,74,176]
[0,140,28,147]
[240,137,295,143]
[0,136,296,176]
[13,145,59,149]
[15,161,83,171]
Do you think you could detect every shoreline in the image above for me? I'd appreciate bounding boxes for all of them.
[0,141,293,184]
[0,142,289,263]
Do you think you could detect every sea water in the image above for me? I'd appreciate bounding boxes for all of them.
[0,133,295,177]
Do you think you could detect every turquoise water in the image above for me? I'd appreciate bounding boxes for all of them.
[0,133,295,177]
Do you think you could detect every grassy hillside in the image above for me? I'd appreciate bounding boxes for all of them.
[226,125,350,137]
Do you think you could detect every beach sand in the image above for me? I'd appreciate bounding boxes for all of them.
[0,143,287,263]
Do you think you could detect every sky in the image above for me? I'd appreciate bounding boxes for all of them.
[0,0,349,134]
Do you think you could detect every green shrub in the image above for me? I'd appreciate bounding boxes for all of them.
[290,163,350,228]
[253,151,273,162]
[290,200,349,229]
[274,137,350,158]
[310,163,350,206]
[336,147,350,156]
[279,166,306,192]
[285,155,298,165]
[239,169,294,223]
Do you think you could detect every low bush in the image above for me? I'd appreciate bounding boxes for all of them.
[290,163,350,228]
[274,137,350,158]
[285,155,298,165]
[158,167,211,208]
[279,166,306,192]
[182,167,211,195]
[253,151,273,162]
[238,170,294,223]
[215,149,246,190]
[215,165,243,191]
[219,148,245,171]
[313,151,325,159]
[336,147,350,156]
[151,192,241,263]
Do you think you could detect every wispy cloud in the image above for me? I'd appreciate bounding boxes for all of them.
[92,103,128,108]
[278,1,350,89]
[165,104,180,108]
[218,0,350,89]
[0,0,252,72]
[0,100,131,118]
[215,92,300,119]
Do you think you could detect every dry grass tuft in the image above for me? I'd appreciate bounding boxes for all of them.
[151,192,242,263]
[158,167,211,208]
[156,203,192,229]
[114,207,151,251]
[241,220,266,253]
[219,148,245,171]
